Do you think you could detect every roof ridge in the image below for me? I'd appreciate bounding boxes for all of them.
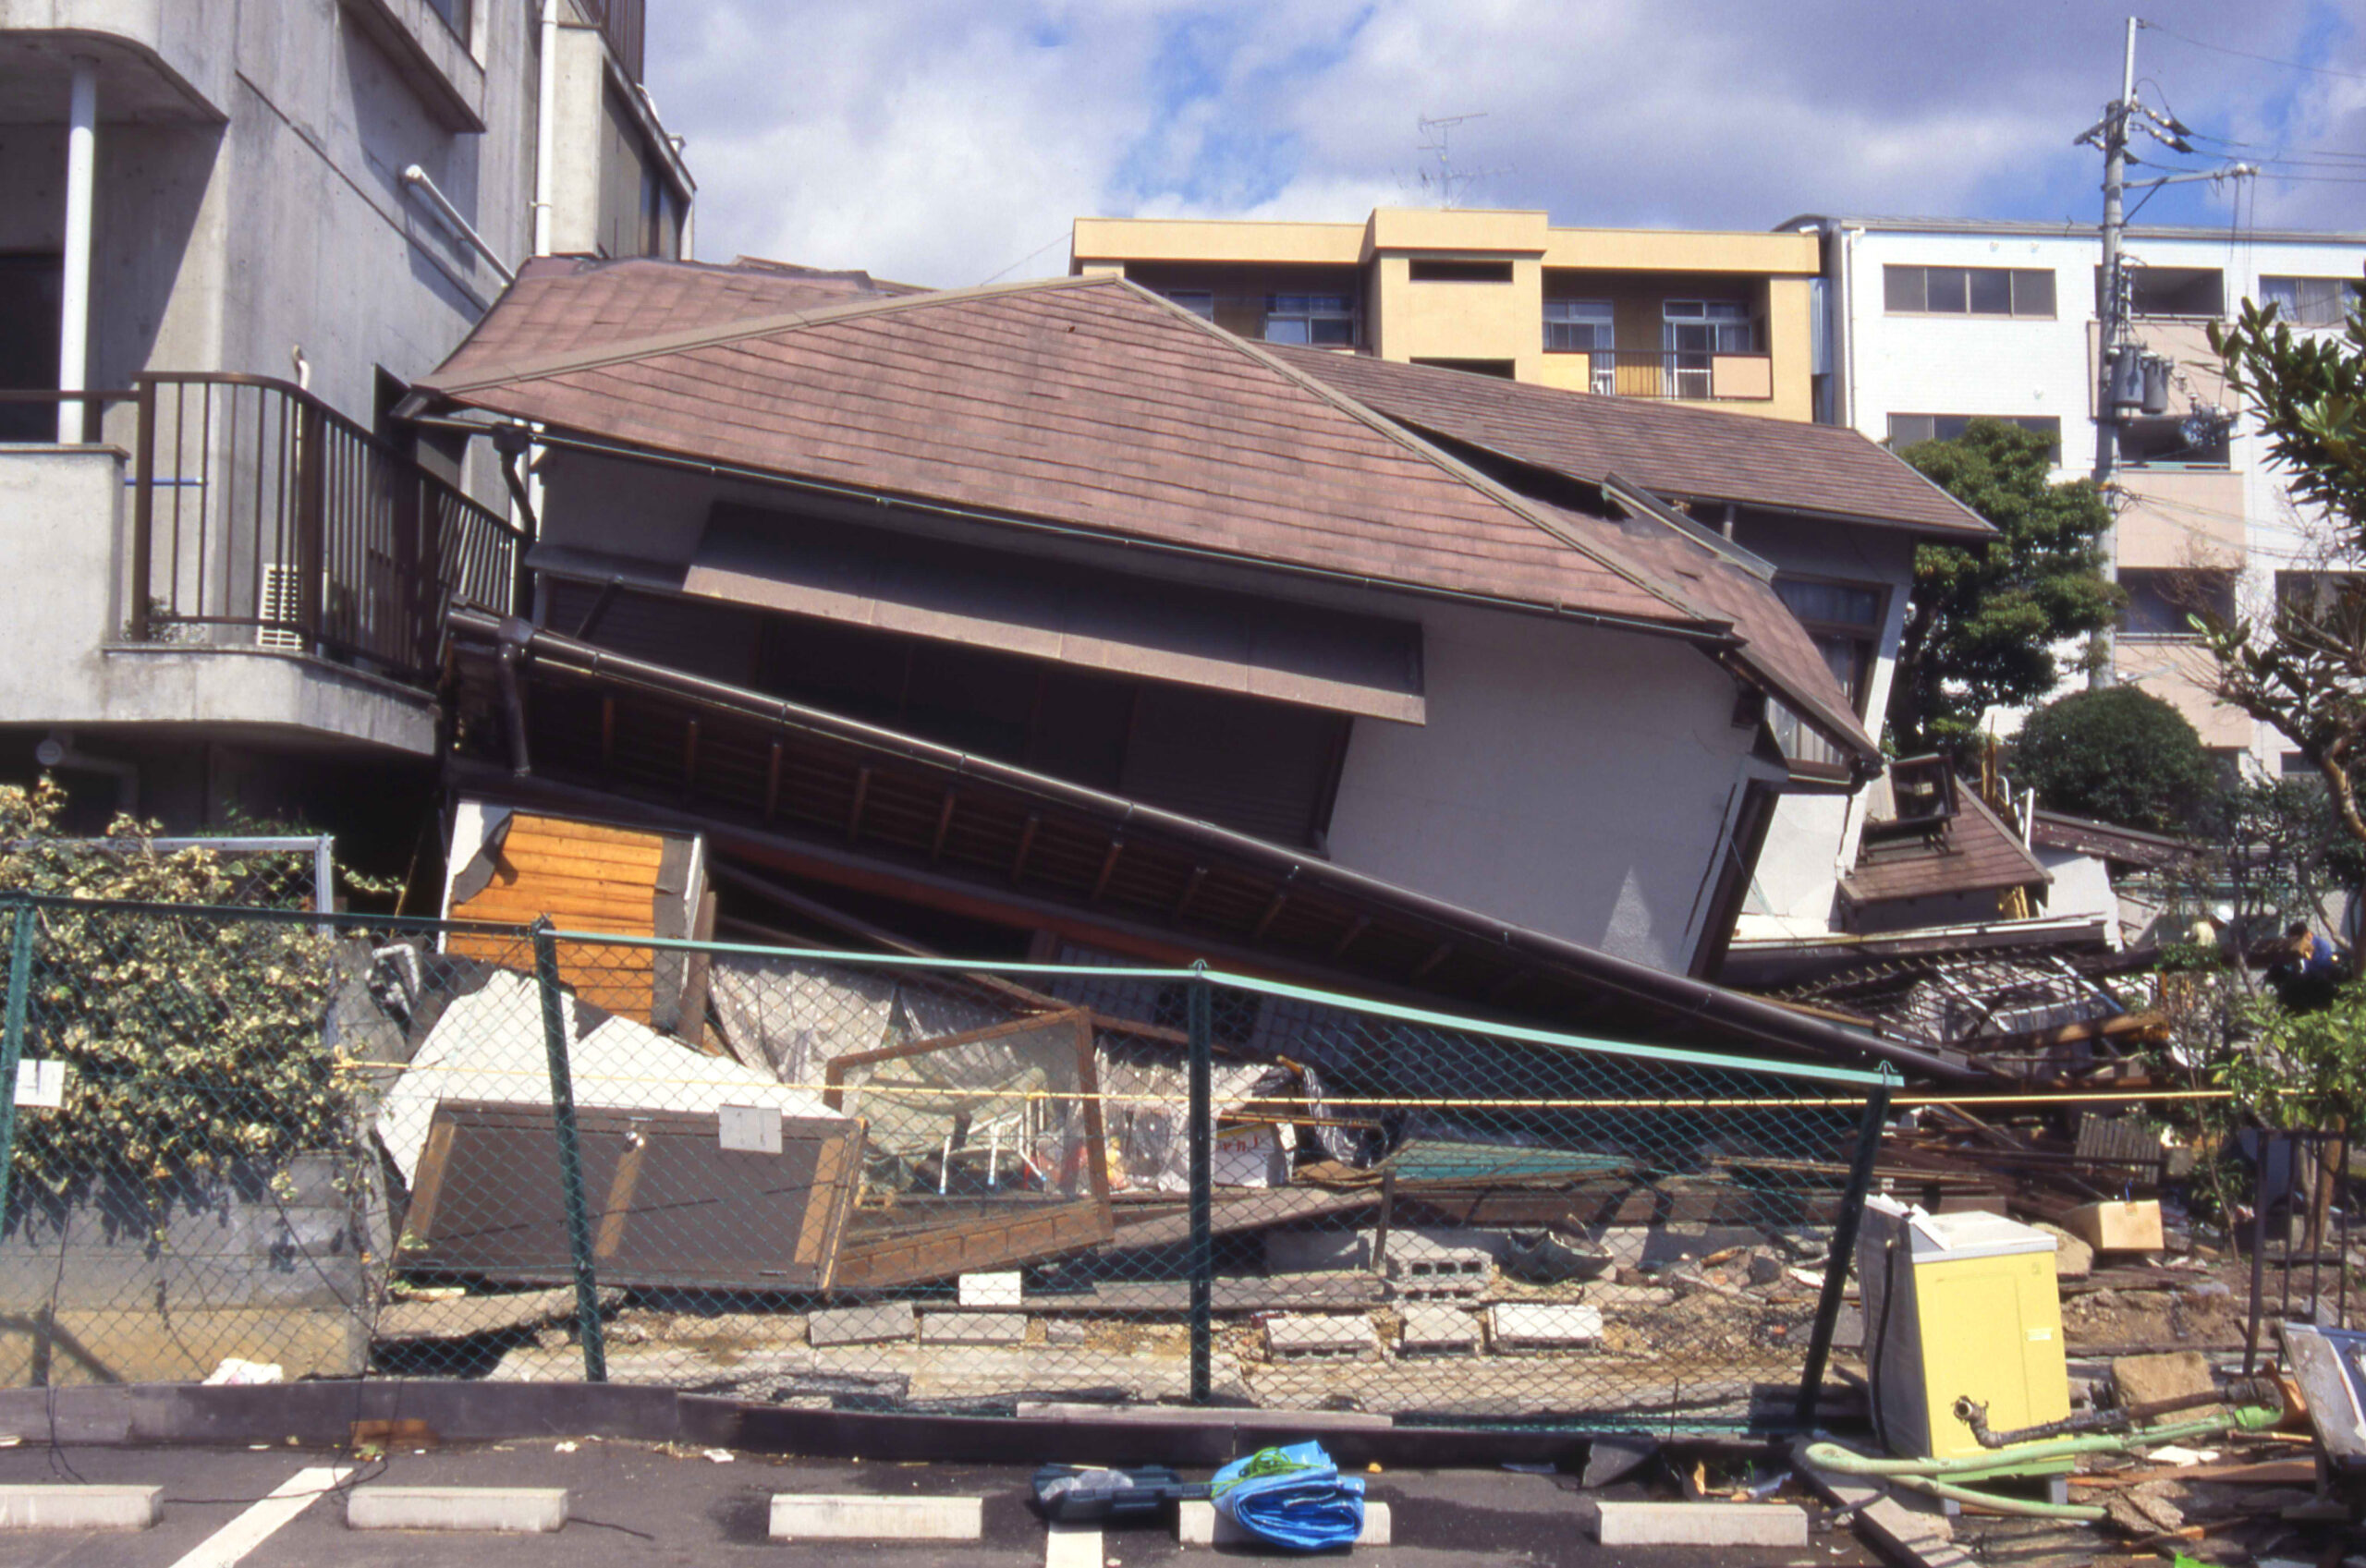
[418,272,1110,397]
[1118,287,1720,632]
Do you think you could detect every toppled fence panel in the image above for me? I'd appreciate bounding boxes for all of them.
[0,893,1893,1429]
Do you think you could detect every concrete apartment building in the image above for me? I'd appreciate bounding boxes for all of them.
[1071,208,1823,421]
[0,0,692,844]
[1783,214,2366,771]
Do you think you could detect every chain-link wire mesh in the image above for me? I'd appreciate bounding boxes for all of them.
[0,896,1890,1431]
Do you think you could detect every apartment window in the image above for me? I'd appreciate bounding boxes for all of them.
[1543,298,1614,352]
[2110,265,2224,318]
[1263,294,1354,346]
[1771,577,1884,769]
[1884,265,2056,318]
[2276,570,2365,620]
[2283,751,2316,780]
[2120,569,2236,638]
[1886,413,2063,464]
[2260,276,2361,327]
[1155,289,1216,321]
[1409,259,1513,283]
[1409,358,1516,378]
[422,0,470,41]
[2117,415,2229,468]
[1663,300,1754,399]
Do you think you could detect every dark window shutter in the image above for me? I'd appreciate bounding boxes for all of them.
[1119,686,1341,846]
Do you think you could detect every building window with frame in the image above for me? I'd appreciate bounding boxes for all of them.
[2259,276,2362,328]
[1886,413,2063,465]
[1883,265,2056,318]
[1155,289,1216,321]
[1263,294,1354,346]
[1543,298,1616,393]
[2117,414,2230,468]
[1663,299,1754,399]
[2120,568,2236,638]
[1770,577,1884,769]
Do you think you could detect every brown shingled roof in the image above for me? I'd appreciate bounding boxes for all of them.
[1842,791,2051,906]
[415,270,1876,763]
[1265,346,1994,540]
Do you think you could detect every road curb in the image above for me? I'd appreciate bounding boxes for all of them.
[346,1485,570,1533]
[0,1483,163,1530]
[769,1492,983,1540]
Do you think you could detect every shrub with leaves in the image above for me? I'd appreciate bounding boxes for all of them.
[2011,686,2218,834]
[0,779,357,1196]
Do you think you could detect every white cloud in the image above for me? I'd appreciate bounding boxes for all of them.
[646,0,2366,288]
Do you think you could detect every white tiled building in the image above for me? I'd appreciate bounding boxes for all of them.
[1783,215,2366,773]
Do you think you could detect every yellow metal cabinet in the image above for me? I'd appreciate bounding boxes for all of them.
[1856,1197,2070,1459]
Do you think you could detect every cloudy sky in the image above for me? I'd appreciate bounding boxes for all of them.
[642,1,2366,289]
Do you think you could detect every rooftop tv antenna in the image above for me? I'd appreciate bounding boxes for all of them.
[1414,113,1506,208]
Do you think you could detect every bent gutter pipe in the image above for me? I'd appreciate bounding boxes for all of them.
[450,609,1987,1086]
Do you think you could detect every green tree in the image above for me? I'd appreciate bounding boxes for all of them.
[2208,299,2366,845]
[1890,420,2124,758]
[2010,686,2216,833]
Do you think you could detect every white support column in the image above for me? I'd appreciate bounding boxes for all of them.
[56,58,98,444]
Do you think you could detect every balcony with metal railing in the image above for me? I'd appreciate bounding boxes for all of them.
[1547,347,1776,402]
[0,374,524,755]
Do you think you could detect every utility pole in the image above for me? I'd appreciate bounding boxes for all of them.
[2090,15,2138,690]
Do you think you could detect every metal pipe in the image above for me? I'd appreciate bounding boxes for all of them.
[534,0,560,256]
[401,166,515,285]
[56,59,97,444]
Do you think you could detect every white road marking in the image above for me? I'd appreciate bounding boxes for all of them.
[167,1465,350,1568]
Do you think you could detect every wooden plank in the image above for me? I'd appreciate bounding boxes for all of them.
[832,1199,1114,1290]
[494,830,669,866]
[456,890,662,925]
[502,816,670,851]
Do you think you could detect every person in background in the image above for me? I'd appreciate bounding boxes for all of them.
[2266,920,2345,1014]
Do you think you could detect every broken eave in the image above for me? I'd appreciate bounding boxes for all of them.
[445,608,1986,1084]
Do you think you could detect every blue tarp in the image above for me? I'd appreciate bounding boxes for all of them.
[1210,1440,1366,1550]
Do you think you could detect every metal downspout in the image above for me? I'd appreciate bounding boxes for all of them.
[56,59,97,444]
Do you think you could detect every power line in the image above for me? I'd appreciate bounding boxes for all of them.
[976,230,1074,287]
[2140,17,2366,83]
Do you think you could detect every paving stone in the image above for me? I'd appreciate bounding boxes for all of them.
[769,1494,982,1540]
[1488,1302,1603,1350]
[1044,1521,1103,1566]
[808,1302,917,1347]
[1595,1501,1808,1547]
[1177,1499,1390,1546]
[1264,1314,1379,1360]
[347,1487,568,1533]
[921,1312,1028,1346]
[0,1485,162,1531]
[1396,1304,1482,1354]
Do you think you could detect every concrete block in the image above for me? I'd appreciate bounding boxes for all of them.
[1385,1244,1494,1300]
[1264,1314,1378,1360]
[769,1494,983,1541]
[922,1312,1027,1346]
[2111,1350,2222,1416]
[0,1484,162,1530]
[1044,1521,1102,1567]
[808,1302,917,1347]
[346,1487,568,1533]
[1488,1302,1603,1351]
[1595,1501,1808,1548]
[1178,1499,1390,1546]
[1396,1304,1482,1355]
[958,1271,1024,1307]
[1043,1319,1091,1346]
[1265,1228,1370,1274]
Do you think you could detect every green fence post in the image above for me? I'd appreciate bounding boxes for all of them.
[0,901,34,1237]
[532,918,606,1382]
[1794,1064,1894,1428]
[1187,961,1213,1404]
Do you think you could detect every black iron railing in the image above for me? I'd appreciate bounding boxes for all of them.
[127,373,524,688]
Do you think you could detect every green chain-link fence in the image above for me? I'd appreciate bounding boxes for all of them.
[0,894,1891,1430]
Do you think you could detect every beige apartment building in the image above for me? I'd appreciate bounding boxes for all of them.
[1071,208,1822,421]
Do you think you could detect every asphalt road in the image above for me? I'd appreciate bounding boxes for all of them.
[0,1437,1877,1566]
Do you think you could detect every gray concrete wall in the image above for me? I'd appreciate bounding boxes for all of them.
[0,446,434,754]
